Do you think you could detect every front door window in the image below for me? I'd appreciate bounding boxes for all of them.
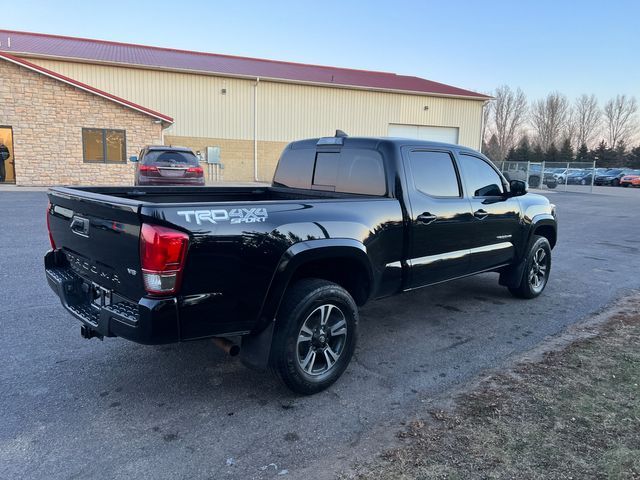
[0,127,15,183]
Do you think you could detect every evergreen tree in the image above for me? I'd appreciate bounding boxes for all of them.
[590,140,616,168]
[505,146,518,162]
[532,144,545,163]
[558,138,574,164]
[484,134,502,162]
[545,143,559,163]
[515,136,532,163]
[628,146,640,169]
[575,143,589,162]
[614,140,628,166]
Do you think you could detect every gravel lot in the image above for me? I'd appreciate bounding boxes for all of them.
[1,189,639,479]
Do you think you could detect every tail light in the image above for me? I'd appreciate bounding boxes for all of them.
[140,224,189,295]
[139,165,158,173]
[187,166,204,175]
[46,202,56,249]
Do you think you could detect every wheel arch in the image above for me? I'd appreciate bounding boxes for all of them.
[531,215,557,249]
[500,214,556,289]
[258,239,374,330]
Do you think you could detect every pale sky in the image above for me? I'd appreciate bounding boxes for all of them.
[6,0,640,103]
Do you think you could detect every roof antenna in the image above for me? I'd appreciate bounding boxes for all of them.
[335,129,348,138]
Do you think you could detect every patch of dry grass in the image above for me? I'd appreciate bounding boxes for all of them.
[340,305,640,480]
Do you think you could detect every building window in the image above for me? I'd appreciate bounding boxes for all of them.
[82,128,126,163]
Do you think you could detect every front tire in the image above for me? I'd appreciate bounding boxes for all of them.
[508,235,552,299]
[270,279,358,395]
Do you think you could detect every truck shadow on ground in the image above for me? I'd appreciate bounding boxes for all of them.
[74,273,520,405]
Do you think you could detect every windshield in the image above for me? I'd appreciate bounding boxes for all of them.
[143,150,199,166]
[605,169,622,175]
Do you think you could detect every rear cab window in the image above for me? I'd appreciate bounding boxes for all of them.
[273,146,387,196]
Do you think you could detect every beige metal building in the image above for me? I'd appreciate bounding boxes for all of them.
[0,30,489,186]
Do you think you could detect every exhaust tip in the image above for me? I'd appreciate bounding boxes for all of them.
[212,337,240,356]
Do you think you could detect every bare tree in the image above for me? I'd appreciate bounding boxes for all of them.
[487,85,528,161]
[530,92,570,151]
[481,100,491,146]
[603,95,638,147]
[572,94,601,148]
[564,107,577,147]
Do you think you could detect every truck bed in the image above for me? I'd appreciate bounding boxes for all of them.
[65,185,376,205]
[46,183,403,343]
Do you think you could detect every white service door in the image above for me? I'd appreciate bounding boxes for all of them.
[388,124,459,144]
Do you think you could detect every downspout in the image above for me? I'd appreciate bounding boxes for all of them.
[254,77,260,182]
[479,99,490,153]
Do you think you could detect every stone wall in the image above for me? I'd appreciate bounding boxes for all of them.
[0,59,163,186]
[164,135,289,182]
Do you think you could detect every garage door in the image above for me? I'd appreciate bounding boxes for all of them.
[388,124,459,144]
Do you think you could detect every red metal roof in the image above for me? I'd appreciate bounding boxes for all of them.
[0,51,174,123]
[0,30,489,100]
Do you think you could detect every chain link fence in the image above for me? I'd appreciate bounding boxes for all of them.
[497,161,598,193]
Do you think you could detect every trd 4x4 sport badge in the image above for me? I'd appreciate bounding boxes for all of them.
[176,208,268,225]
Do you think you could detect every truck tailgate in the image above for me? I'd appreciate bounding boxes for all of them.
[47,188,146,301]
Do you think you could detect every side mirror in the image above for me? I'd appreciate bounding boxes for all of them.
[508,179,527,196]
[129,155,138,163]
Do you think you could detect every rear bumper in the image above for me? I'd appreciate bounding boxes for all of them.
[45,250,180,344]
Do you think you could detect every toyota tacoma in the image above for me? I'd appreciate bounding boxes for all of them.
[45,133,557,394]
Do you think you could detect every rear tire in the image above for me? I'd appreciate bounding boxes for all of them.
[529,175,541,188]
[270,279,358,395]
[508,235,551,299]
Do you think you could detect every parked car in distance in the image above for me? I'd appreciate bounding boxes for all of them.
[502,164,557,189]
[629,176,640,187]
[554,168,583,184]
[566,170,594,185]
[132,146,205,186]
[620,170,640,187]
[528,165,558,188]
[594,168,628,186]
[45,134,557,394]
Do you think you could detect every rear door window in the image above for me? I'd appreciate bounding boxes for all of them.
[408,150,461,197]
[143,150,199,166]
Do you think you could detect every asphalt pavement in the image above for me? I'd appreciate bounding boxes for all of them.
[1,189,639,479]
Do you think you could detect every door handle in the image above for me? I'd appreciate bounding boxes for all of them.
[417,212,438,224]
[473,209,489,220]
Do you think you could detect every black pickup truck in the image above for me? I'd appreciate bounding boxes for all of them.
[45,134,557,394]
